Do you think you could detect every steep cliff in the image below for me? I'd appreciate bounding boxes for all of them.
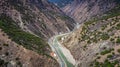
[63,0,119,23]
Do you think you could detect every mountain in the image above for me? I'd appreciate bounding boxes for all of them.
[63,0,119,23]
[0,0,76,67]
[48,0,73,7]
[60,1,120,67]
[0,0,75,40]
[0,29,58,67]
[1,0,120,67]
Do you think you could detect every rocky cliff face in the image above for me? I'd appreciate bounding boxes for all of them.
[0,0,75,40]
[63,0,119,23]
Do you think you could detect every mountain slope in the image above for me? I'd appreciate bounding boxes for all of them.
[0,0,76,67]
[0,0,75,40]
[60,5,120,67]
[63,0,119,23]
[0,28,58,67]
[0,13,59,67]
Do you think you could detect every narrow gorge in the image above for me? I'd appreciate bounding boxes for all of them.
[0,0,120,67]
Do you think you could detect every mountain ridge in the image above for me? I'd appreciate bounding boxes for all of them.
[0,0,76,40]
[63,0,119,23]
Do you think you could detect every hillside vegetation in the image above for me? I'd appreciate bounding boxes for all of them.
[61,5,120,67]
[0,14,50,57]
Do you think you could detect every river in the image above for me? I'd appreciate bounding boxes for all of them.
[48,33,76,67]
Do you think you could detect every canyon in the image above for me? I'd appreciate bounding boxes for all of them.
[0,0,120,67]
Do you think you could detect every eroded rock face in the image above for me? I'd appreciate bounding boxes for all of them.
[63,0,118,23]
[0,0,75,40]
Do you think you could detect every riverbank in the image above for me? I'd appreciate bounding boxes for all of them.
[48,33,76,67]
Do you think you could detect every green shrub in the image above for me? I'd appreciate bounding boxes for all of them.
[0,47,2,50]
[100,49,112,55]
[0,59,4,66]
[115,23,120,30]
[107,54,112,58]
[113,60,119,65]
[84,18,98,26]
[117,49,120,53]
[110,38,114,41]
[102,61,114,67]
[5,52,9,56]
[116,38,120,43]
[112,52,115,55]
[101,25,106,30]
[95,61,99,65]
[0,59,8,66]
[97,56,101,59]
[100,33,110,40]
[15,57,20,61]
[3,44,8,46]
